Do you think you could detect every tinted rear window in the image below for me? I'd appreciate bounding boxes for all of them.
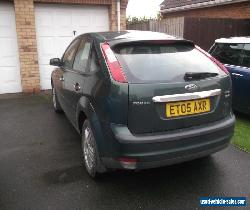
[113,43,222,83]
[210,43,244,66]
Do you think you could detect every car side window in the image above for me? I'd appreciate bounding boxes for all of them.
[242,44,250,68]
[73,40,91,72]
[211,43,244,66]
[90,49,100,72]
[62,39,80,69]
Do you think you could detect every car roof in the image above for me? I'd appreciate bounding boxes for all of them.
[215,37,250,44]
[87,30,185,42]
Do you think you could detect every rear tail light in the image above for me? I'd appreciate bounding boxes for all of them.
[101,42,127,83]
[118,157,137,169]
[195,45,229,75]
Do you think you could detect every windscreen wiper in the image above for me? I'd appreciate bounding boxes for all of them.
[184,72,219,81]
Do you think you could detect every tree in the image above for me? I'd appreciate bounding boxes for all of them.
[126,15,161,25]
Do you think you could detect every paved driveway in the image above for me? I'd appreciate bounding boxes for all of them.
[0,94,249,210]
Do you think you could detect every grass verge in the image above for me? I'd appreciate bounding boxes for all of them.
[232,113,250,153]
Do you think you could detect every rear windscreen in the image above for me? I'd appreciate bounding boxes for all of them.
[113,43,223,83]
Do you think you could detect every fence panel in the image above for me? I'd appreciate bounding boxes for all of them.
[150,18,185,36]
[184,18,250,50]
[127,17,250,51]
[127,17,184,37]
[127,22,150,31]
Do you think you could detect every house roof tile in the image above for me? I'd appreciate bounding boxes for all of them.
[161,0,247,10]
[160,0,211,9]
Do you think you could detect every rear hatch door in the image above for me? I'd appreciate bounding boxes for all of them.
[114,42,231,134]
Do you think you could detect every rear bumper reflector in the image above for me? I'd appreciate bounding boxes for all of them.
[118,158,137,169]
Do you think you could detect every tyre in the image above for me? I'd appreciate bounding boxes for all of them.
[81,120,106,178]
[52,86,63,113]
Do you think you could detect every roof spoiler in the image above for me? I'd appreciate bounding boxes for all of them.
[108,39,195,48]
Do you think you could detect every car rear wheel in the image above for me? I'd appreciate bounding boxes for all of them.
[52,86,63,113]
[81,120,106,178]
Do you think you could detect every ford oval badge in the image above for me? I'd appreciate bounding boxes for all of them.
[185,84,198,91]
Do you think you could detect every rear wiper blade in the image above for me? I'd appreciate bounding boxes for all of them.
[184,72,218,81]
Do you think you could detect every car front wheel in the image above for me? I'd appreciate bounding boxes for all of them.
[52,86,62,113]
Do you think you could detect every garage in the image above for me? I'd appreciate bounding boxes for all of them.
[35,4,109,90]
[0,0,127,93]
[0,3,22,94]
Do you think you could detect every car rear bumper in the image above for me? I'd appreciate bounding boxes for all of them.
[101,115,235,170]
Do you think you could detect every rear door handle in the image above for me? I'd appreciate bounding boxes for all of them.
[232,73,243,77]
[74,83,81,91]
[59,77,64,81]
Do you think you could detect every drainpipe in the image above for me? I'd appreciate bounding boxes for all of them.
[116,0,121,32]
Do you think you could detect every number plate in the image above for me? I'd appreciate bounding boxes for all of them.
[166,98,210,118]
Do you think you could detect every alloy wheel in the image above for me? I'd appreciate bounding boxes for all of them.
[83,126,95,172]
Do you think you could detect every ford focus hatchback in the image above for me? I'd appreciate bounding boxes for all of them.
[50,31,235,178]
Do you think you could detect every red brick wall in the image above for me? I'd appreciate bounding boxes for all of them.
[110,0,128,31]
[120,0,128,30]
[163,2,250,19]
[14,0,40,93]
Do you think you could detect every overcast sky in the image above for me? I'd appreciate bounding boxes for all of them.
[126,0,163,18]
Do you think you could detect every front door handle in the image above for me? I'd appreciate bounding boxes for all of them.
[74,83,81,91]
[59,77,64,81]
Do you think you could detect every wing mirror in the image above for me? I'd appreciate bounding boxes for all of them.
[50,58,62,67]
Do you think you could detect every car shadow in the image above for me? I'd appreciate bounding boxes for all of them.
[96,155,222,189]
[88,155,226,208]
[42,154,223,195]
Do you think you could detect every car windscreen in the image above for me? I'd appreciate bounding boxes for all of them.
[113,43,223,83]
[209,43,244,66]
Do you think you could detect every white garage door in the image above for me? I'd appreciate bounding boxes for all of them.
[35,4,109,90]
[0,3,22,94]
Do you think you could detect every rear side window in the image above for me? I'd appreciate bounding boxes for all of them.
[242,44,250,68]
[90,49,99,72]
[210,43,244,66]
[62,38,80,69]
[113,43,223,83]
[73,40,91,72]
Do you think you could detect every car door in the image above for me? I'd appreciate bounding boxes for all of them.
[63,36,92,126]
[210,43,245,109]
[226,44,250,110]
[229,43,250,111]
[59,38,81,119]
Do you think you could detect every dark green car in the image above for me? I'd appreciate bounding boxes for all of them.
[50,31,235,178]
